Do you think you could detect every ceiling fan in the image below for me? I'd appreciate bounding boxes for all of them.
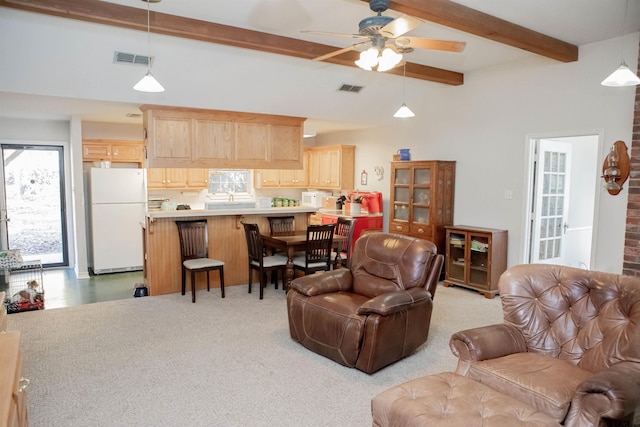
[303,0,466,71]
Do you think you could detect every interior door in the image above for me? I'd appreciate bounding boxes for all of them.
[0,144,68,267]
[531,140,571,264]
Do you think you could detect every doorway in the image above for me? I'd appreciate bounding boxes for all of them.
[0,144,69,267]
[523,133,600,269]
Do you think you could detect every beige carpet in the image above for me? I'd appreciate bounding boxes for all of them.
[8,283,503,426]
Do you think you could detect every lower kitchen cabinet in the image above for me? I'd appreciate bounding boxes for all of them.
[443,225,507,299]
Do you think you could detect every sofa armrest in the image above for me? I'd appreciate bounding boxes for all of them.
[357,288,431,316]
[290,269,353,296]
[449,324,527,376]
[564,361,640,427]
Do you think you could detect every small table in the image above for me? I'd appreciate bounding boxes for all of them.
[260,231,346,290]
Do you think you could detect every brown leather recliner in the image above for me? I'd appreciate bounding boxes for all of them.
[450,264,640,427]
[287,232,443,374]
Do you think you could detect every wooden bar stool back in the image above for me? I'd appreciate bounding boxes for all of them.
[176,220,225,303]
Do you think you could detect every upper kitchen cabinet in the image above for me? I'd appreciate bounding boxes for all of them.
[140,105,305,170]
[307,145,355,190]
[256,151,309,188]
[147,168,209,189]
[388,160,455,256]
[82,139,144,165]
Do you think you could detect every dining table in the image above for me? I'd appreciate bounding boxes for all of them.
[260,230,347,290]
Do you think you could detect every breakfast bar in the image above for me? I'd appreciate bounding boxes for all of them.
[143,207,317,296]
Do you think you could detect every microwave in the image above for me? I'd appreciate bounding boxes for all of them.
[301,191,332,207]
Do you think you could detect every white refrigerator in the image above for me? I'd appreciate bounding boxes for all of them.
[88,168,147,274]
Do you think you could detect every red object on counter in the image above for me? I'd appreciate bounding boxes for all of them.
[347,191,382,214]
[321,212,383,255]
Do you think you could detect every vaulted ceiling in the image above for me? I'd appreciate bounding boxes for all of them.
[0,0,638,133]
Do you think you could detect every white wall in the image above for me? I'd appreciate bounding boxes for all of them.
[319,34,639,273]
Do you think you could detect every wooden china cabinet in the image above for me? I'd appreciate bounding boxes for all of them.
[388,160,455,257]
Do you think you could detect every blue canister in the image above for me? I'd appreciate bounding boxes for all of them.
[398,149,411,161]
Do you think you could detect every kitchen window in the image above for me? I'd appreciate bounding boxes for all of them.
[207,169,253,200]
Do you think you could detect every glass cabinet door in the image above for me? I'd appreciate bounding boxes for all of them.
[392,168,410,222]
[412,167,431,225]
[468,233,489,288]
[447,231,466,282]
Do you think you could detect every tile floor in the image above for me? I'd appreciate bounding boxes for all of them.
[3,268,141,310]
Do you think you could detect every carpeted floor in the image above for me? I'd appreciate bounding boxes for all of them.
[8,283,503,427]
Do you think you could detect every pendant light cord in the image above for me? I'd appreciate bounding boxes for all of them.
[620,0,629,63]
[146,0,151,73]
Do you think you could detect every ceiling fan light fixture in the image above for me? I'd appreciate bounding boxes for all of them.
[601,62,640,87]
[355,47,380,71]
[377,48,403,72]
[393,103,415,118]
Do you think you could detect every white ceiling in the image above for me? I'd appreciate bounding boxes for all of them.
[1,0,639,134]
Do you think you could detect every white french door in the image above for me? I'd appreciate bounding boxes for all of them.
[531,140,572,264]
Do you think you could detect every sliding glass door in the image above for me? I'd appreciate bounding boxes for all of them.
[0,144,68,267]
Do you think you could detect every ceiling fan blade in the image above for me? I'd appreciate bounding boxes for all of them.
[301,30,368,39]
[379,15,423,38]
[313,41,370,62]
[395,37,466,52]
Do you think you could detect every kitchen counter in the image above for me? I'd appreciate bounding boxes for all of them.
[148,206,317,219]
[142,209,315,296]
[318,209,383,218]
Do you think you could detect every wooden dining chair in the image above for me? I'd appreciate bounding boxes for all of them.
[331,217,356,269]
[242,222,288,299]
[292,224,335,275]
[267,216,295,235]
[175,220,225,303]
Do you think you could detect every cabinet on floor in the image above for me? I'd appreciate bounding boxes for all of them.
[0,331,28,427]
[444,225,508,299]
[388,160,455,256]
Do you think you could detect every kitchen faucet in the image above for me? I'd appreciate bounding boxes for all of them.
[228,192,234,202]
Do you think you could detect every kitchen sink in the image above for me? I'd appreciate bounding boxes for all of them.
[206,201,256,210]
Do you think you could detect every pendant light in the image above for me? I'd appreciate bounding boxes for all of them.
[394,63,415,118]
[601,0,640,87]
[134,0,165,92]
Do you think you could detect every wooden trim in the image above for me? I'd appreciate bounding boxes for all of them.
[0,0,463,85]
[373,0,578,62]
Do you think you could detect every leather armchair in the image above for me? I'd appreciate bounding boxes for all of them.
[287,232,443,374]
[449,264,640,427]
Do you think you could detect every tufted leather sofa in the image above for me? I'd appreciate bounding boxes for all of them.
[287,233,443,374]
[450,264,640,427]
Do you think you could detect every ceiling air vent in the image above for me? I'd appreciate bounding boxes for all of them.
[126,113,142,118]
[338,84,364,93]
[113,51,151,66]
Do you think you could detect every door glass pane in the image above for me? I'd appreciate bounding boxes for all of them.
[394,187,410,203]
[2,145,67,266]
[393,204,408,221]
[413,207,429,224]
[394,169,410,185]
[413,188,429,205]
[414,169,431,186]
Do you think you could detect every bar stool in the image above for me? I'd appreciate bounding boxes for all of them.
[175,220,225,303]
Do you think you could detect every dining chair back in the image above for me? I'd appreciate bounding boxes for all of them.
[267,216,295,235]
[242,222,288,299]
[175,220,225,303]
[292,224,335,275]
[332,217,356,269]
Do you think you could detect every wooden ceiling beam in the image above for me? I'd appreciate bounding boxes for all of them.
[379,0,578,62]
[0,0,464,85]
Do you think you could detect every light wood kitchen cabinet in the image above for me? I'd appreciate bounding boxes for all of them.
[82,139,144,164]
[147,168,209,189]
[256,151,309,188]
[444,225,507,299]
[307,145,355,190]
[388,160,455,257]
[0,332,28,427]
[141,104,305,170]
[186,168,209,189]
